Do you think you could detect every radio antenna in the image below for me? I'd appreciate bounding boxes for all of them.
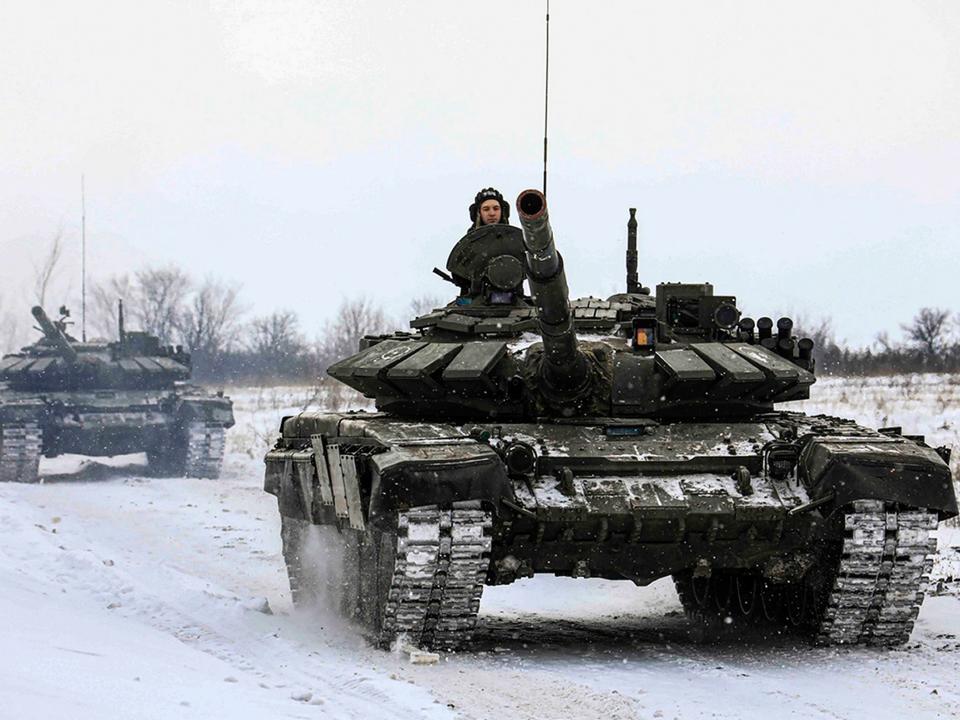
[81,173,87,342]
[626,208,639,293]
[542,0,550,197]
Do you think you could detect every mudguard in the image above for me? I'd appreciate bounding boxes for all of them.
[176,396,235,426]
[367,443,512,529]
[801,436,958,519]
[265,416,514,532]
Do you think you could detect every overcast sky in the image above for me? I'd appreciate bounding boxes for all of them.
[1,0,957,347]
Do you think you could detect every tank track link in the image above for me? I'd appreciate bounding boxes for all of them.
[815,500,937,646]
[379,504,493,650]
[0,421,42,483]
[280,517,314,607]
[183,421,226,479]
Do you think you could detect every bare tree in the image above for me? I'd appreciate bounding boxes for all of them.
[902,307,952,357]
[321,297,390,362]
[89,274,135,340]
[249,310,305,363]
[792,315,837,351]
[874,330,895,353]
[409,294,444,317]
[0,294,21,354]
[179,278,245,355]
[134,266,192,343]
[32,230,65,308]
[789,314,845,373]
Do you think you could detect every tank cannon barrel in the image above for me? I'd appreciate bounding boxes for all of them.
[31,306,78,364]
[515,189,591,403]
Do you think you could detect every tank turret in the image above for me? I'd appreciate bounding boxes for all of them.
[2,304,193,391]
[330,192,820,419]
[31,305,79,364]
[515,189,591,407]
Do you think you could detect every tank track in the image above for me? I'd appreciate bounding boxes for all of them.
[379,504,493,650]
[183,421,226,479]
[281,503,493,651]
[815,500,938,646]
[674,500,938,647]
[0,421,43,483]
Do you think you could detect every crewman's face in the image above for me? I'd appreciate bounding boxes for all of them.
[479,199,502,225]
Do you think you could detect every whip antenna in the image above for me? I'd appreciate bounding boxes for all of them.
[542,0,550,197]
[81,173,87,342]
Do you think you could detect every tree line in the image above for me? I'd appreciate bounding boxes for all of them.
[82,266,448,383]
[85,265,416,383]
[797,308,960,375]
[88,266,959,382]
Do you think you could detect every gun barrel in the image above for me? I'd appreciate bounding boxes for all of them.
[31,305,79,363]
[516,189,590,401]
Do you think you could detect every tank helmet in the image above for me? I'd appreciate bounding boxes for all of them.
[469,187,510,224]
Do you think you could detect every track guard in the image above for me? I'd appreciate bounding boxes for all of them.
[801,436,958,518]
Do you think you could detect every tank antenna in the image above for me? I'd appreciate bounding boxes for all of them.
[542,0,550,197]
[81,173,87,342]
[626,208,639,293]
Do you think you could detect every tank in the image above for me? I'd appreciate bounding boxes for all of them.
[0,303,234,482]
[265,189,956,650]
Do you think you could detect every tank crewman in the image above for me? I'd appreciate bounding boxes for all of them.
[468,187,511,231]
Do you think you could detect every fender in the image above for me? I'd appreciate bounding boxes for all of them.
[175,396,235,426]
[800,435,958,519]
[265,437,514,532]
[367,442,513,530]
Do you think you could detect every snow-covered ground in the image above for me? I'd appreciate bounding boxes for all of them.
[2,375,960,720]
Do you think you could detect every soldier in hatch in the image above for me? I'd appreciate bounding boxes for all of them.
[468,187,511,231]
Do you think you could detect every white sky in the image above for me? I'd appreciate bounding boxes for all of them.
[1,0,957,346]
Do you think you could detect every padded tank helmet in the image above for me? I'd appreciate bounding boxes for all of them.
[468,187,511,225]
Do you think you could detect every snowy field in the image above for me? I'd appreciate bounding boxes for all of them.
[2,374,960,720]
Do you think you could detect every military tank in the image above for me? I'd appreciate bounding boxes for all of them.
[0,304,234,482]
[265,189,956,650]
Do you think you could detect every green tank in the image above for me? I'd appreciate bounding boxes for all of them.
[265,190,956,650]
[0,304,234,482]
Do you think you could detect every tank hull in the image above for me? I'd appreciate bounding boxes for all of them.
[265,410,954,649]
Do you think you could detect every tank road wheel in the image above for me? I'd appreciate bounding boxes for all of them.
[675,501,939,647]
[673,570,761,641]
[674,570,819,640]
[147,422,226,479]
[734,573,760,616]
[282,502,493,651]
[758,580,786,622]
[0,421,43,483]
